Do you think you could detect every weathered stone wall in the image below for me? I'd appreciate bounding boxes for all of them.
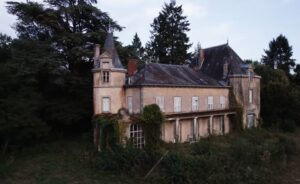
[126,87,230,114]
[229,75,261,127]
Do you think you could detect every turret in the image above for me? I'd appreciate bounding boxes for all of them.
[92,32,127,115]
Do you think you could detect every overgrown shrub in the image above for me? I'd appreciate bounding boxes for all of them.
[94,128,296,184]
[92,115,120,150]
[140,104,165,150]
[95,146,161,176]
[280,119,296,132]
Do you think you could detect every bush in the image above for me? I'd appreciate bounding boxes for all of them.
[94,128,296,184]
[95,146,161,176]
[280,119,296,132]
[140,104,165,150]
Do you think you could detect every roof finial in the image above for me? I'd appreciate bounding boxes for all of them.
[227,37,229,45]
[108,19,112,33]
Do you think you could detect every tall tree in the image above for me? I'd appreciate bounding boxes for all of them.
[147,1,191,64]
[0,36,53,152]
[7,0,122,74]
[131,33,144,60]
[294,64,300,85]
[262,34,295,76]
[5,0,123,137]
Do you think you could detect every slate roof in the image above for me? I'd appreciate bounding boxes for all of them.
[199,44,247,80]
[103,32,124,69]
[128,63,228,87]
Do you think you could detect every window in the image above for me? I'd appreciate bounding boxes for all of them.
[102,97,110,112]
[192,97,199,111]
[130,124,145,148]
[102,71,109,83]
[249,71,254,81]
[249,89,253,103]
[128,77,132,85]
[208,96,213,110]
[220,96,225,109]
[174,97,182,112]
[155,96,164,111]
[247,114,255,128]
[127,96,133,113]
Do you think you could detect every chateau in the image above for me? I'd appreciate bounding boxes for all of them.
[92,32,261,148]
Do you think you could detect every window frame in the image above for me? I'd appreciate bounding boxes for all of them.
[249,71,254,81]
[220,96,225,109]
[192,96,199,111]
[102,71,110,83]
[102,97,110,113]
[130,124,145,148]
[247,114,255,128]
[173,96,182,112]
[208,96,213,110]
[155,96,165,112]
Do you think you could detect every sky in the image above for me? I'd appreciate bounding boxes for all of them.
[0,0,299,63]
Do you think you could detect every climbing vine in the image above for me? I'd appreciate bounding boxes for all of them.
[140,104,165,150]
[229,88,244,132]
[92,114,122,151]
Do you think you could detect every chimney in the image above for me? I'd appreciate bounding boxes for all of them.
[127,58,138,76]
[94,44,100,68]
[197,49,205,69]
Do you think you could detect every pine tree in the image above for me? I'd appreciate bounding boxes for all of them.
[262,34,295,76]
[147,1,191,64]
[131,33,144,59]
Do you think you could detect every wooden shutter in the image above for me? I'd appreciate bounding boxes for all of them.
[102,97,110,112]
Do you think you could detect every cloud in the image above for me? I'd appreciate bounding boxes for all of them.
[182,2,207,18]
[145,7,161,19]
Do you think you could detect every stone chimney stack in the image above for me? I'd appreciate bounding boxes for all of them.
[94,44,100,68]
[127,58,138,76]
[197,49,205,69]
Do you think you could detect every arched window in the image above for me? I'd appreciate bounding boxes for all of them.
[130,124,145,148]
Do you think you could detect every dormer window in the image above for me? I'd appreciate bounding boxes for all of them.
[102,71,110,83]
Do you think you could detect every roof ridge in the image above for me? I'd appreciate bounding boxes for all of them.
[203,43,228,50]
[148,63,189,67]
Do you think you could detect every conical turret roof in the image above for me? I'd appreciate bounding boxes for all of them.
[103,32,124,69]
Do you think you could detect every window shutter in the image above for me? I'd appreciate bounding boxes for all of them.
[220,96,225,108]
[208,96,213,110]
[174,97,181,112]
[102,97,110,112]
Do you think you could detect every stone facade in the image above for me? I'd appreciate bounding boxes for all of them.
[93,33,261,148]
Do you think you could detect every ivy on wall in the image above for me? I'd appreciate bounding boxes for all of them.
[229,88,244,132]
[140,104,165,150]
[92,114,122,151]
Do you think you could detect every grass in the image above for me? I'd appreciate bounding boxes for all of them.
[0,128,299,184]
[0,139,146,184]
